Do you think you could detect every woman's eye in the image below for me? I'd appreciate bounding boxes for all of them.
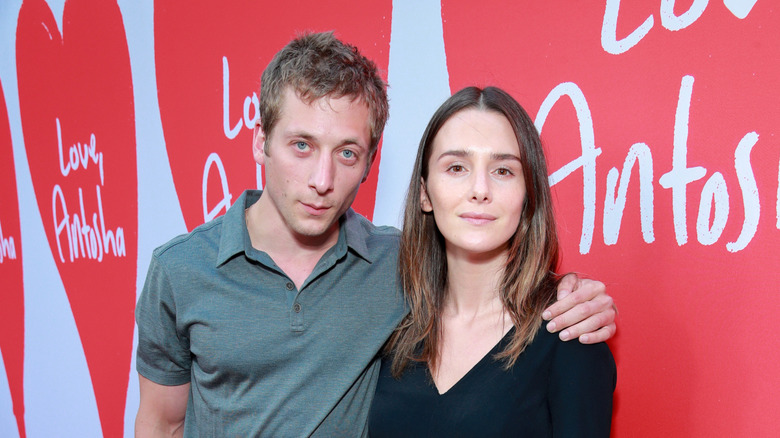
[448,164,465,173]
[495,168,513,176]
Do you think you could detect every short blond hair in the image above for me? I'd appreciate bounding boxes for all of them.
[259,31,389,152]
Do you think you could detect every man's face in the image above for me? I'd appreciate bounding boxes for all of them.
[254,88,374,243]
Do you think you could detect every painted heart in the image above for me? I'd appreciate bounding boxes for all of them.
[155,0,392,231]
[16,1,137,436]
[723,0,758,19]
[442,1,779,436]
[0,81,25,438]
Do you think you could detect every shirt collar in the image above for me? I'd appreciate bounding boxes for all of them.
[215,190,257,266]
[340,208,374,263]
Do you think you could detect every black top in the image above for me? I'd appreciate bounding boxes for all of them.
[369,324,616,437]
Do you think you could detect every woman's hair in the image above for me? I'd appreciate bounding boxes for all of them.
[386,86,561,377]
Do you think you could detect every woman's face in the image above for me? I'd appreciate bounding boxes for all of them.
[422,108,526,260]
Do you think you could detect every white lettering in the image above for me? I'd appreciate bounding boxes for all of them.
[52,184,71,262]
[202,152,232,222]
[78,187,92,259]
[660,0,709,31]
[659,75,707,245]
[601,0,654,55]
[51,184,126,263]
[56,117,104,184]
[0,220,17,262]
[243,93,260,129]
[51,119,125,264]
[726,132,760,252]
[696,172,729,245]
[541,76,769,254]
[223,56,261,138]
[603,143,655,245]
[69,200,83,260]
[96,184,123,257]
[536,82,603,254]
[58,118,69,176]
[603,0,753,55]
[223,56,242,139]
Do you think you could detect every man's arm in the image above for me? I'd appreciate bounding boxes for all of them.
[135,375,190,438]
[544,274,617,343]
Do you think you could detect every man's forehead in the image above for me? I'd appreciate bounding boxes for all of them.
[287,86,365,111]
[274,88,371,143]
[277,88,370,126]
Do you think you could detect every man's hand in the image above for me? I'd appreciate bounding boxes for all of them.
[543,273,616,344]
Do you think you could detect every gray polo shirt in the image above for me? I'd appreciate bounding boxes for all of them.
[136,190,407,437]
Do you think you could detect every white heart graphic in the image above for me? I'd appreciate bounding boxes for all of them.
[723,0,758,19]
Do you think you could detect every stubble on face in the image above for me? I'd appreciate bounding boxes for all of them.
[251,89,373,250]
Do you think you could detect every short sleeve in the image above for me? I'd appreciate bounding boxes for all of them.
[548,339,616,437]
[135,252,192,385]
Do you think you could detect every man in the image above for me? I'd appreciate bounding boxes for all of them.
[135,32,616,437]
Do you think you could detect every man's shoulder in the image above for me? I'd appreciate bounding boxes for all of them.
[152,215,226,261]
[343,209,401,257]
[345,209,400,238]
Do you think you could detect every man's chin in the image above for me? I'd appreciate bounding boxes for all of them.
[292,217,340,240]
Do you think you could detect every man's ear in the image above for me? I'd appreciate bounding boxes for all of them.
[420,178,433,212]
[253,122,266,165]
[361,149,378,183]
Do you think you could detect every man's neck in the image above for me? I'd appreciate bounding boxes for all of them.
[245,194,340,288]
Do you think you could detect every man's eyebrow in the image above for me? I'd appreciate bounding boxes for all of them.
[286,131,315,141]
[337,138,365,148]
[286,131,367,150]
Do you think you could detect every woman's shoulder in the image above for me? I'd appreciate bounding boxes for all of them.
[529,325,616,435]
[528,324,615,371]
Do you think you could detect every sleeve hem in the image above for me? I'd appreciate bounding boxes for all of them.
[136,361,191,387]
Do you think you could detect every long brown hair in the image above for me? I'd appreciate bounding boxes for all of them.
[386,86,560,377]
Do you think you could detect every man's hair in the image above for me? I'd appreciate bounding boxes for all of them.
[259,31,389,152]
[385,86,561,378]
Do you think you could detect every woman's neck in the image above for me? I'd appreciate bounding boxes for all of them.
[443,249,508,320]
[432,248,514,393]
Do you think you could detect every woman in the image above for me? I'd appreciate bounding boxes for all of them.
[369,86,616,437]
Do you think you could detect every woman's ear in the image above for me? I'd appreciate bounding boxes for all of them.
[420,178,433,212]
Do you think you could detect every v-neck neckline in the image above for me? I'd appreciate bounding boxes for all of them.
[430,326,516,396]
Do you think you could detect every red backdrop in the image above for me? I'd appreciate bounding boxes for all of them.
[2,1,778,436]
[155,0,392,231]
[16,0,138,436]
[441,1,780,436]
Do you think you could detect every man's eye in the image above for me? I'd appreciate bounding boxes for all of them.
[342,150,354,159]
[295,141,309,151]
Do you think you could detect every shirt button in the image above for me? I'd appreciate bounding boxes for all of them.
[285,282,294,290]
[293,303,302,313]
